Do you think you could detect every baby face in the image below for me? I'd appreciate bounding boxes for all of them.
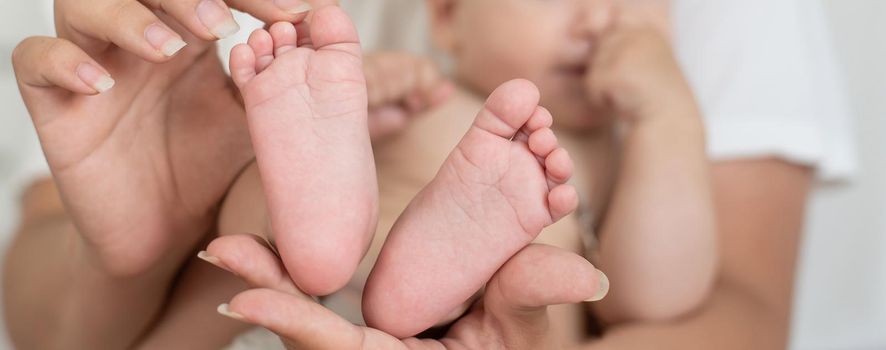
[430,0,614,129]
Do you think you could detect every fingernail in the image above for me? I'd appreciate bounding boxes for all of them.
[197,0,240,39]
[586,269,610,302]
[76,63,115,93]
[274,0,312,14]
[144,23,187,57]
[217,303,245,320]
[93,76,115,93]
[197,250,233,273]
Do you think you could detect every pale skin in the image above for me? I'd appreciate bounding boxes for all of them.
[206,0,796,348]
[5,1,809,350]
[225,13,454,298]
[205,5,811,343]
[4,0,600,348]
[230,8,381,297]
[582,15,717,322]
[204,160,811,350]
[364,51,456,140]
[215,75,601,344]
[217,0,714,336]
[3,0,391,347]
[583,160,812,350]
[6,159,809,349]
[5,0,269,345]
[219,2,590,337]
[211,160,810,350]
[206,235,605,350]
[380,3,805,348]
[426,0,717,325]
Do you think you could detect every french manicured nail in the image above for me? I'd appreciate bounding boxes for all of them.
[145,23,186,57]
[586,269,610,302]
[217,303,245,320]
[76,63,114,93]
[197,0,240,39]
[197,251,232,272]
[274,0,312,14]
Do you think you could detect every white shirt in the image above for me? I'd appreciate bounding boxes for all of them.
[672,0,855,181]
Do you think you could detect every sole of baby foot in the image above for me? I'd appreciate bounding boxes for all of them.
[229,6,378,296]
[363,79,579,338]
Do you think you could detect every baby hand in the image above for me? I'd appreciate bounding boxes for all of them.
[585,5,698,124]
[364,51,454,141]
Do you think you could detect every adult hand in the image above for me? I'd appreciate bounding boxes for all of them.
[11,0,333,276]
[201,236,608,350]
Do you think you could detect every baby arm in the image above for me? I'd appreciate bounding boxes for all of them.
[587,12,717,324]
[365,51,454,141]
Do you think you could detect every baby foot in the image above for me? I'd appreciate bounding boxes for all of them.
[363,79,579,338]
[229,7,377,296]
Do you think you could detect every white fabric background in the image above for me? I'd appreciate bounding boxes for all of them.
[0,1,883,349]
[672,0,857,181]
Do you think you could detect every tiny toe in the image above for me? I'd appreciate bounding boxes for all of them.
[514,128,532,143]
[474,79,541,139]
[230,44,257,88]
[269,21,298,56]
[247,29,274,73]
[525,107,554,133]
[545,148,574,184]
[528,128,559,158]
[548,184,579,222]
[294,21,313,48]
[309,6,359,53]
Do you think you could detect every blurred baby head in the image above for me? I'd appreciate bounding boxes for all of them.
[426,0,616,129]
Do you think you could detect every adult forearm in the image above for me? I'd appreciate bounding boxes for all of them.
[586,160,811,350]
[580,286,789,350]
[3,188,177,349]
[595,114,717,322]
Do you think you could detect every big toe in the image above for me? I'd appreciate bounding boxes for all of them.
[269,22,299,56]
[309,5,360,55]
[474,79,541,139]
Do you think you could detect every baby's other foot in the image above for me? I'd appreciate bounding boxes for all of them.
[229,6,377,296]
[363,79,579,338]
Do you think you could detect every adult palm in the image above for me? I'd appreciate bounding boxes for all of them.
[11,0,285,275]
[204,236,607,350]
